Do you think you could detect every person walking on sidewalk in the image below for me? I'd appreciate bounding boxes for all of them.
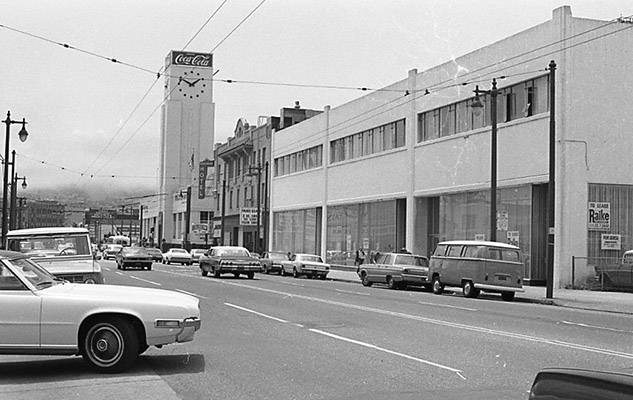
[355,248,366,273]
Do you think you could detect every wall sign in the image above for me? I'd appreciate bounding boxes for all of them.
[601,234,621,250]
[497,211,509,231]
[240,208,259,226]
[171,51,212,68]
[588,202,610,231]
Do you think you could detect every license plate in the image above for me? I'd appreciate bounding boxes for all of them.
[497,276,507,280]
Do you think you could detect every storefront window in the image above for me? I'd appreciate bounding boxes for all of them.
[272,208,319,254]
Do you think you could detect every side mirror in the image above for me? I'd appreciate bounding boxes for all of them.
[529,368,633,400]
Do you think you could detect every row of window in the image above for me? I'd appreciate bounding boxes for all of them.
[226,146,267,180]
[274,145,323,177]
[330,119,405,164]
[418,75,549,142]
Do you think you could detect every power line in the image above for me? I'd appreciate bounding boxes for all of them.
[210,0,267,53]
[182,0,230,49]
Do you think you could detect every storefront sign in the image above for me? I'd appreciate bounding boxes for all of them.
[601,234,621,250]
[362,238,370,249]
[497,211,509,231]
[507,231,520,246]
[212,221,222,238]
[240,208,259,226]
[171,51,212,68]
[588,202,610,230]
[474,233,486,241]
[191,223,208,235]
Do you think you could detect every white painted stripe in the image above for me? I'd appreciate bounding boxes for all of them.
[277,281,305,287]
[129,275,162,286]
[175,289,208,299]
[224,303,289,323]
[158,269,633,360]
[103,266,110,271]
[115,271,123,275]
[309,328,465,379]
[561,320,633,334]
[418,301,477,312]
[335,288,370,296]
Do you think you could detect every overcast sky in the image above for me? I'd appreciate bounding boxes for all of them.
[0,0,630,192]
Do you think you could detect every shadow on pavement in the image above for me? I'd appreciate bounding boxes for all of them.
[141,353,206,375]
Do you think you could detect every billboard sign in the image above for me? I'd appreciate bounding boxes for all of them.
[240,208,259,226]
[171,51,212,68]
[588,202,610,230]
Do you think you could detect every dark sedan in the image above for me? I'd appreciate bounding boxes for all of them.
[145,247,163,263]
[116,247,153,270]
[260,251,288,274]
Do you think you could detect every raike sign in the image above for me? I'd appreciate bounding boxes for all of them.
[588,202,610,231]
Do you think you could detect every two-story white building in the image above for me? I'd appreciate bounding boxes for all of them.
[270,6,633,288]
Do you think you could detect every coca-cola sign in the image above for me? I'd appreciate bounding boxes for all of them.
[171,51,213,68]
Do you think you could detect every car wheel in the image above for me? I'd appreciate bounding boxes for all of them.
[386,276,398,289]
[319,274,327,280]
[463,281,479,298]
[81,318,139,373]
[432,276,444,295]
[361,272,372,287]
[201,269,208,277]
[233,273,240,278]
[213,267,221,278]
[247,272,255,279]
[292,267,299,278]
[501,291,515,301]
[138,344,149,356]
[147,266,152,271]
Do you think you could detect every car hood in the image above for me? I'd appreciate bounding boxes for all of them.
[37,258,99,274]
[42,283,199,309]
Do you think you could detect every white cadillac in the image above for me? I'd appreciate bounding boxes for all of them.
[0,251,201,372]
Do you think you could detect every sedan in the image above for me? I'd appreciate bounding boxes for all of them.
[190,249,206,264]
[281,253,330,279]
[145,247,164,263]
[116,247,153,270]
[0,250,201,373]
[101,244,123,260]
[163,248,193,265]
[260,251,288,274]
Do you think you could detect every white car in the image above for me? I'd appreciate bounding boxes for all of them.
[162,248,193,265]
[0,251,201,372]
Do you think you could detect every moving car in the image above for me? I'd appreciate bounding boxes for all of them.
[163,248,193,265]
[199,246,262,279]
[190,248,206,264]
[116,247,153,270]
[7,227,104,284]
[102,244,123,261]
[358,252,429,289]
[260,251,288,274]
[281,253,330,279]
[0,251,200,372]
[429,240,524,301]
[145,247,164,263]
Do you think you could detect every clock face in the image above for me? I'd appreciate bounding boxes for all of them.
[177,69,209,100]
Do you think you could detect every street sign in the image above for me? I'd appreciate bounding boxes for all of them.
[191,223,208,234]
[240,208,259,226]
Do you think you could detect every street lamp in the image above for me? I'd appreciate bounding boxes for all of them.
[9,175,27,230]
[247,163,262,254]
[471,79,498,242]
[2,111,29,248]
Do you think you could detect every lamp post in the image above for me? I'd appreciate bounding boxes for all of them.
[10,174,27,230]
[2,111,28,248]
[545,60,557,299]
[471,79,499,242]
[247,163,262,254]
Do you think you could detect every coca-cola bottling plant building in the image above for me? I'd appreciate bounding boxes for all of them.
[269,6,633,288]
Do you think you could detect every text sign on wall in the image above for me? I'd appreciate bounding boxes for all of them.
[601,234,621,250]
[191,223,208,235]
[240,208,259,226]
[171,51,212,68]
[588,202,610,230]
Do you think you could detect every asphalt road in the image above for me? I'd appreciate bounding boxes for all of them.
[2,260,633,400]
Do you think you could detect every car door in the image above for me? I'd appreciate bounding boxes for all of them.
[0,263,41,348]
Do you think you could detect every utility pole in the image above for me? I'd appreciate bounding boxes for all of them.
[184,186,192,251]
[546,60,557,299]
[220,176,226,245]
[263,161,269,252]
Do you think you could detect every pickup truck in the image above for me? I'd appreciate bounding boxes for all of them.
[357,252,429,290]
[280,253,330,279]
[199,246,262,279]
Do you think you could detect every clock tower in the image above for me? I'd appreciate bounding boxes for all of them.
[157,50,215,246]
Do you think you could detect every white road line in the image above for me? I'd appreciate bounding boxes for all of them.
[561,320,633,334]
[418,301,477,312]
[276,281,305,287]
[176,289,208,299]
[224,303,289,323]
[103,266,110,271]
[157,269,633,360]
[335,288,370,296]
[129,275,162,286]
[115,271,123,276]
[309,328,466,379]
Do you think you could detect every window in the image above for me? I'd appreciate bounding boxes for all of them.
[488,248,502,260]
[533,75,548,115]
[353,133,363,158]
[395,119,405,147]
[373,127,383,153]
[440,104,456,137]
[364,129,373,155]
[463,245,485,258]
[236,189,240,208]
[289,154,296,173]
[229,191,233,209]
[0,265,27,291]
[172,214,176,238]
[502,249,520,262]
[456,101,471,134]
[434,244,447,256]
[447,245,463,257]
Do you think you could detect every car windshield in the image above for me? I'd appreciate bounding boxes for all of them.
[4,257,59,289]
[146,248,161,255]
[394,255,428,267]
[216,248,250,257]
[297,255,322,263]
[192,249,205,254]
[7,234,91,257]
[269,252,288,260]
[106,245,122,252]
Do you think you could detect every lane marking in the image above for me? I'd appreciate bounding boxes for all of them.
[561,320,633,334]
[335,288,370,296]
[418,301,477,312]
[309,328,466,380]
[102,266,110,271]
[275,281,305,288]
[176,289,208,299]
[129,275,162,286]
[224,303,289,323]
[158,269,633,360]
[115,271,123,276]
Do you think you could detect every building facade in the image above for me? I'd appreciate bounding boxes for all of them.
[270,6,633,288]
[18,199,65,229]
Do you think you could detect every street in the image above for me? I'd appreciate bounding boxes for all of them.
[2,260,633,400]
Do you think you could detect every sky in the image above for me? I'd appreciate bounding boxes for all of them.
[0,0,631,193]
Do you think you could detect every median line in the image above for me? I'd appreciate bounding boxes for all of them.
[129,275,162,286]
[418,301,477,312]
[176,289,208,299]
[224,303,289,323]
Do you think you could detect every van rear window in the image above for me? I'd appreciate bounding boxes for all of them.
[434,244,447,256]
[501,250,520,262]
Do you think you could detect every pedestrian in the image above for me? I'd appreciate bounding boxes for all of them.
[355,248,366,273]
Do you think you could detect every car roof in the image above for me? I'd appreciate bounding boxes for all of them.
[7,227,89,236]
[437,240,520,250]
[382,252,428,259]
[211,246,249,251]
[295,253,321,257]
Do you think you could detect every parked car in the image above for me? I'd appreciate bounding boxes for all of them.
[0,250,200,372]
[7,227,104,284]
[145,247,164,263]
[199,246,262,279]
[358,252,429,289]
[281,253,330,279]
[102,244,123,261]
[429,240,524,301]
[260,251,288,274]
[116,247,153,270]
[163,248,193,265]
[190,249,207,264]
[593,249,633,290]
[529,368,633,399]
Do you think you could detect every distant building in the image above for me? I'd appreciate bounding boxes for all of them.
[84,208,139,244]
[18,199,65,229]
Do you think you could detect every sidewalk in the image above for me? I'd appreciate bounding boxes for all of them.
[326,268,633,315]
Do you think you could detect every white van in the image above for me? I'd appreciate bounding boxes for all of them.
[6,227,104,284]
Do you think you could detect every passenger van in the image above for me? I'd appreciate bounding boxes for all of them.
[429,240,523,301]
[6,227,103,284]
